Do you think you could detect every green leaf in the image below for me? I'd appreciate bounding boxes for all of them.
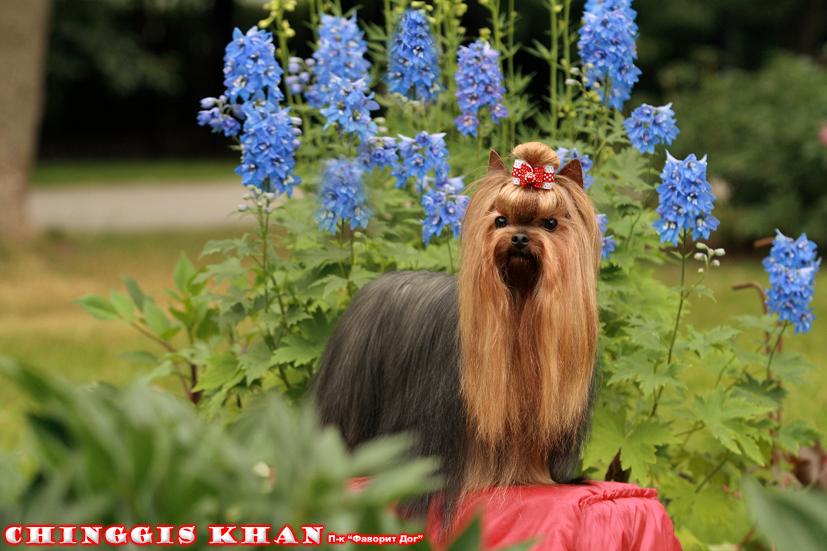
[142,298,172,336]
[270,334,323,366]
[109,291,135,321]
[694,387,773,461]
[239,341,273,384]
[74,294,120,321]
[193,353,239,392]
[775,420,819,453]
[743,477,827,551]
[583,406,675,483]
[194,257,247,285]
[173,252,196,293]
[637,362,689,397]
[733,314,779,333]
[770,351,817,384]
[122,275,146,312]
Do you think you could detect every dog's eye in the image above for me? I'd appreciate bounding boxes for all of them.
[494,216,508,228]
[541,218,558,232]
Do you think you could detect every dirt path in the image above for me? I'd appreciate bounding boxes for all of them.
[28,180,256,231]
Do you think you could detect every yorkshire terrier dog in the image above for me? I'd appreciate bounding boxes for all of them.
[313,142,602,521]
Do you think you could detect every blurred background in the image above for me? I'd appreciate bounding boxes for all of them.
[0,0,826,447]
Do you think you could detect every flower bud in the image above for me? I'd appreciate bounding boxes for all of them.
[200,97,219,109]
[714,248,725,256]
[695,242,708,250]
[694,253,706,261]
[238,204,249,212]
[711,259,720,267]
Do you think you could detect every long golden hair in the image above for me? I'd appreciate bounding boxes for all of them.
[458,142,601,489]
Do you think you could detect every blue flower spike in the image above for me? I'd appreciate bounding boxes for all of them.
[577,0,640,109]
[386,9,442,103]
[653,152,719,246]
[763,231,821,334]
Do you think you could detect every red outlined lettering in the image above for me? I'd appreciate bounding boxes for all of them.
[5,526,22,545]
[80,526,102,545]
[26,526,56,545]
[155,526,174,546]
[208,526,237,545]
[273,526,298,545]
[57,526,76,545]
[177,526,196,546]
[240,526,269,545]
[301,526,324,545]
[104,526,128,545]
[129,526,153,545]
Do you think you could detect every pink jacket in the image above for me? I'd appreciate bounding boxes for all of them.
[427,482,683,551]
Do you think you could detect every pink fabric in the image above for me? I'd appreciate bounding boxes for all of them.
[427,482,682,551]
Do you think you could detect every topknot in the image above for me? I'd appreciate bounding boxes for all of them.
[513,142,560,171]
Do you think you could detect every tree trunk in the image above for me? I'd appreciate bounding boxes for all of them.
[0,0,51,241]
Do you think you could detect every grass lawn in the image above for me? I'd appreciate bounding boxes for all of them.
[31,158,239,187]
[0,229,239,450]
[1,229,824,451]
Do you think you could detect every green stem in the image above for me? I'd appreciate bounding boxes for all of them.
[447,237,454,274]
[273,5,294,107]
[651,230,688,417]
[550,0,559,130]
[563,0,572,105]
[506,0,515,148]
[766,321,788,380]
[695,452,730,493]
[261,209,271,313]
[625,157,654,252]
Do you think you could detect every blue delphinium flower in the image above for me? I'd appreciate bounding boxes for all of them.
[234,91,302,196]
[453,40,508,137]
[653,152,719,246]
[556,147,595,190]
[197,96,241,137]
[285,56,312,96]
[223,27,283,102]
[393,131,451,191]
[319,76,379,142]
[305,14,371,108]
[763,231,821,334]
[357,136,399,170]
[577,1,640,109]
[421,187,470,245]
[387,9,441,103]
[624,103,679,154]
[315,158,373,233]
[596,214,616,260]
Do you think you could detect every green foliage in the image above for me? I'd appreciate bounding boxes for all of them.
[0,357,529,551]
[672,52,827,243]
[64,1,824,548]
[743,477,827,551]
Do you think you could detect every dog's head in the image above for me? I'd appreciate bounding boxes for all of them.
[460,142,601,298]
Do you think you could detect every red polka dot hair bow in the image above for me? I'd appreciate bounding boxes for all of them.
[511,159,555,190]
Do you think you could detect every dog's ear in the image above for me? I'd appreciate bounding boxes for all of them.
[488,150,506,173]
[558,159,584,189]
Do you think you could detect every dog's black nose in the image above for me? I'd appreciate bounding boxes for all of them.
[511,233,530,250]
